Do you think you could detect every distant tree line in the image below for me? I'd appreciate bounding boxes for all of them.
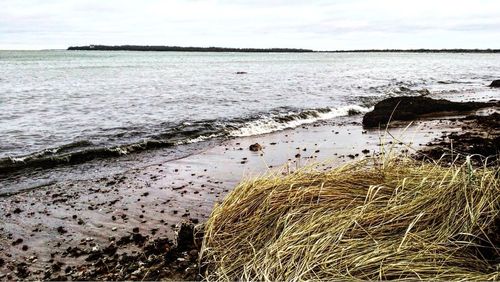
[67,45,314,53]
[324,49,500,53]
[67,45,500,53]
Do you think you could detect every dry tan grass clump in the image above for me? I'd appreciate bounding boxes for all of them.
[201,157,500,281]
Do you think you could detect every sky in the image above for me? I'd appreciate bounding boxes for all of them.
[1,0,500,50]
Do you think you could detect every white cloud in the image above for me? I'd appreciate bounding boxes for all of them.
[1,0,499,49]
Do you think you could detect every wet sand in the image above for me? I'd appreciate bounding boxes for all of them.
[0,116,468,280]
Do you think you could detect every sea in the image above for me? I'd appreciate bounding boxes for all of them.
[1,50,499,192]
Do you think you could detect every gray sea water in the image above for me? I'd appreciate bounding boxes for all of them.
[0,50,499,167]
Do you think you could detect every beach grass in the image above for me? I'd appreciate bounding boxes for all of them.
[200,156,499,281]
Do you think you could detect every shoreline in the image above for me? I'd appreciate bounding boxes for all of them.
[0,113,467,280]
[66,45,500,53]
[0,95,498,279]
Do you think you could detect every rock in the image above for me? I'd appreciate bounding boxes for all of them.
[490,80,500,87]
[12,238,23,246]
[57,226,67,234]
[417,112,499,167]
[417,89,431,96]
[362,96,497,127]
[16,263,30,279]
[175,222,195,252]
[348,108,362,116]
[249,143,262,152]
[132,233,147,245]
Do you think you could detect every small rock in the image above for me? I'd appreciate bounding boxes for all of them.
[175,222,195,252]
[12,238,23,246]
[249,143,262,152]
[56,226,67,234]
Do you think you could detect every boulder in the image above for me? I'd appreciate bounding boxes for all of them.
[362,96,497,128]
[490,80,500,87]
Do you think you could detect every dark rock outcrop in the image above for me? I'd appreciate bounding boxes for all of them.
[490,80,500,88]
[362,96,497,127]
[416,113,500,167]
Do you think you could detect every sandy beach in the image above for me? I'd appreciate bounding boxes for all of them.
[2,1,500,279]
[0,112,471,280]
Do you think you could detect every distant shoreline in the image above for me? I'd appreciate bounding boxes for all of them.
[67,45,500,53]
[67,45,314,53]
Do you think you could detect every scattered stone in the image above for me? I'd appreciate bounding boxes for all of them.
[15,263,30,279]
[57,226,68,234]
[249,143,262,152]
[12,238,23,246]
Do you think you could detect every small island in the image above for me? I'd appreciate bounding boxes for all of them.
[67,45,500,53]
[67,45,314,52]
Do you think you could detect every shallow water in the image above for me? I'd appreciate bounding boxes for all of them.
[0,50,499,162]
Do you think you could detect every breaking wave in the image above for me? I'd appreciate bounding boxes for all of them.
[0,105,370,174]
[229,105,371,137]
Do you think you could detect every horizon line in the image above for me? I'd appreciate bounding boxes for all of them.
[2,45,500,53]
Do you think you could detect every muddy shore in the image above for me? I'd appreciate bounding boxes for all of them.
[0,104,499,280]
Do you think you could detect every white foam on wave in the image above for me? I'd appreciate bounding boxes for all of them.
[181,133,223,145]
[230,105,372,137]
[179,105,372,144]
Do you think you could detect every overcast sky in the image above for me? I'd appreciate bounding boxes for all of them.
[1,0,500,50]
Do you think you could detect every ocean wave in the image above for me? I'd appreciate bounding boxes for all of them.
[229,105,371,137]
[0,140,176,175]
[0,105,369,174]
